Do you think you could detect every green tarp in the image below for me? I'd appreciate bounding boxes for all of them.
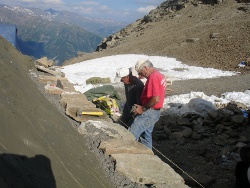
[84,85,121,102]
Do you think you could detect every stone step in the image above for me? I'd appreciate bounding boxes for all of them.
[38,75,68,84]
[36,65,63,77]
[60,92,110,122]
[112,153,187,186]
[80,120,189,187]
[99,139,154,155]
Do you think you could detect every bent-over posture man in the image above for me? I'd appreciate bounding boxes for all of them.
[114,67,144,128]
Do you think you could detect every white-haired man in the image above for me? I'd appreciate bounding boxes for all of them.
[129,59,166,149]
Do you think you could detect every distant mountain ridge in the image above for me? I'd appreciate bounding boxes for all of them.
[64,0,250,74]
[0,5,127,65]
[0,5,127,36]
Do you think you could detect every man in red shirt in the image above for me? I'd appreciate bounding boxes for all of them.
[129,59,166,149]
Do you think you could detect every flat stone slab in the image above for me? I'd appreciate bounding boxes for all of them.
[65,102,109,122]
[61,80,76,92]
[60,92,90,107]
[38,75,68,84]
[36,57,54,67]
[80,120,135,141]
[44,84,63,95]
[99,139,154,155]
[36,65,63,77]
[111,153,186,186]
[60,92,110,122]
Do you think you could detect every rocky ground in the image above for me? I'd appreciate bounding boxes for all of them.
[153,104,250,188]
[1,0,250,188]
[30,0,250,187]
[30,65,250,188]
[1,0,250,187]
[114,77,250,188]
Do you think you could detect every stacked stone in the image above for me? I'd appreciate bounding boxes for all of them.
[153,101,250,165]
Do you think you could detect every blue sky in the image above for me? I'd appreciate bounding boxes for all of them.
[0,0,164,23]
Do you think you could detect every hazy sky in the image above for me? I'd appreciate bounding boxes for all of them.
[0,0,164,23]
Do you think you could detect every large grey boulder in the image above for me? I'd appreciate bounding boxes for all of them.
[111,153,187,186]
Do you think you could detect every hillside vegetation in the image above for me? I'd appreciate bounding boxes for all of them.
[64,0,250,73]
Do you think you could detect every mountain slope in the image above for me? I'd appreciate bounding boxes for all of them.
[17,17,101,64]
[0,36,113,187]
[64,0,250,73]
[49,10,127,37]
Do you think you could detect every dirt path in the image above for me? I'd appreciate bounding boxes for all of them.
[169,73,250,97]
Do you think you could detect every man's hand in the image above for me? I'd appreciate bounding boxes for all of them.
[132,104,144,115]
[132,96,160,115]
